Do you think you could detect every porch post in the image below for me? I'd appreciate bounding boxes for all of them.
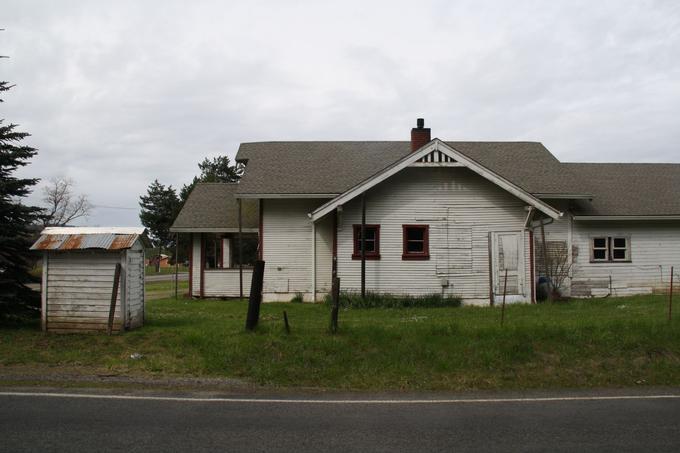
[361,193,366,299]
[174,232,179,300]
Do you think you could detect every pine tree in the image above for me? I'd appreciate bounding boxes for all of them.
[179,155,242,205]
[139,179,180,251]
[0,81,43,318]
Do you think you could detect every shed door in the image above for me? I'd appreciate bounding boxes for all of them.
[491,231,525,300]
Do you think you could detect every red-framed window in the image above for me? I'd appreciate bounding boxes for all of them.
[352,224,380,260]
[402,225,429,260]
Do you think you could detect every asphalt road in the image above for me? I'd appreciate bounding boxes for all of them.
[1,391,679,452]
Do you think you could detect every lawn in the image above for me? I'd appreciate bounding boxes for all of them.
[1,294,679,391]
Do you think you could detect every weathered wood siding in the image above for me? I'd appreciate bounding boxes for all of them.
[262,199,328,301]
[45,251,124,333]
[125,242,145,328]
[204,269,253,297]
[336,167,532,304]
[570,220,680,297]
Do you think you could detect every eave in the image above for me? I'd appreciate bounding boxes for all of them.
[169,227,259,233]
[573,215,680,221]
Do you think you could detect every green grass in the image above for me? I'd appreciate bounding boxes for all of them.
[327,291,462,308]
[1,295,679,391]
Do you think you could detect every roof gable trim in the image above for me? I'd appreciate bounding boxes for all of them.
[309,139,563,221]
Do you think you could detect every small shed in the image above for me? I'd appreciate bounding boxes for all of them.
[31,227,149,333]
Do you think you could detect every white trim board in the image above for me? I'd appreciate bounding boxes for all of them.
[309,139,563,222]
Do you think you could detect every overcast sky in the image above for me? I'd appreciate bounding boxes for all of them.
[3,0,680,227]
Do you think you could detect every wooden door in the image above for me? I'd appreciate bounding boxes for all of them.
[491,231,525,300]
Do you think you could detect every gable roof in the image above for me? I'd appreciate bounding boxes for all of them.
[565,163,680,217]
[235,141,580,197]
[310,140,563,221]
[170,183,259,233]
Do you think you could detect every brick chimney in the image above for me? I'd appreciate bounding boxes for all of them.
[410,118,431,151]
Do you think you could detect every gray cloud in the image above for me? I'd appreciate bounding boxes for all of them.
[3,0,679,226]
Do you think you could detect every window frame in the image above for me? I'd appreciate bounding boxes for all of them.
[590,236,631,263]
[402,224,430,260]
[352,224,381,260]
[611,236,630,262]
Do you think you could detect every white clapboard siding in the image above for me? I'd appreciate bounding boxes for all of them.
[315,213,333,294]
[191,233,201,295]
[203,269,253,297]
[46,252,123,332]
[570,220,680,297]
[336,167,532,304]
[262,199,329,301]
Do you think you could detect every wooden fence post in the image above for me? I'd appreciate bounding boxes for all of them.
[283,310,290,334]
[330,277,340,333]
[500,268,508,327]
[245,260,265,331]
[108,263,122,335]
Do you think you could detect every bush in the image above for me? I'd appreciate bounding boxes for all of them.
[324,291,462,309]
[290,292,304,303]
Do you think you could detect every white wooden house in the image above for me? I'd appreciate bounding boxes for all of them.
[31,227,148,333]
[172,119,680,304]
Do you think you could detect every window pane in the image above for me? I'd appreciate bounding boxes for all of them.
[407,241,424,252]
[364,228,376,240]
[355,239,375,253]
[613,238,627,248]
[593,249,606,260]
[612,249,626,260]
[407,228,424,241]
[231,236,258,266]
[593,238,606,248]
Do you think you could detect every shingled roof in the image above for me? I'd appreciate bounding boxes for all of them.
[566,163,680,216]
[235,141,680,217]
[170,183,259,232]
[235,141,579,196]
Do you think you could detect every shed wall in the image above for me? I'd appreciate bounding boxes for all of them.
[125,241,145,328]
[45,251,124,333]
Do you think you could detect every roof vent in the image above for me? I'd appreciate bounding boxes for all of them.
[411,118,431,152]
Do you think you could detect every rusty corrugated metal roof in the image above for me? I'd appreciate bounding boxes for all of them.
[30,227,147,251]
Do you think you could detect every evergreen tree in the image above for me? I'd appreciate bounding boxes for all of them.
[179,155,242,204]
[139,179,180,251]
[0,81,43,318]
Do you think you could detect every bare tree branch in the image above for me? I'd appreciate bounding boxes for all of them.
[41,177,92,226]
